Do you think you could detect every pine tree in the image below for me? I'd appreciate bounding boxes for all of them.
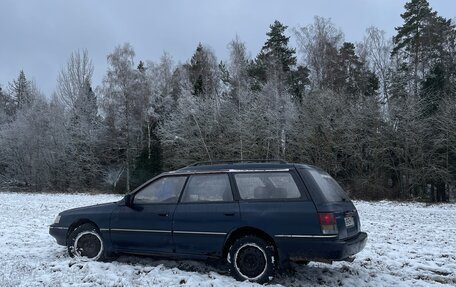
[392,0,443,96]
[257,20,297,73]
[9,70,33,110]
[137,60,146,73]
[289,65,310,102]
[251,20,309,100]
[336,42,379,98]
[250,20,297,84]
[392,0,456,201]
[392,0,436,55]
[186,43,219,97]
[249,21,302,158]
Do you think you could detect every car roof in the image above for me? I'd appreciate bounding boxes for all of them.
[174,162,312,173]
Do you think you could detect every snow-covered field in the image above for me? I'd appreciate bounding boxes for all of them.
[0,192,455,287]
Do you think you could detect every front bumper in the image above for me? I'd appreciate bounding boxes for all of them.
[49,225,68,246]
[277,232,368,262]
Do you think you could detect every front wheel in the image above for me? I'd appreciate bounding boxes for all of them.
[228,235,275,283]
[67,223,106,261]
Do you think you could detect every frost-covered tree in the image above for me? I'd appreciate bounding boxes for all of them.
[56,50,102,189]
[68,80,101,187]
[159,45,229,168]
[100,43,149,192]
[222,37,253,159]
[147,53,176,121]
[159,90,213,168]
[185,43,220,98]
[56,49,94,109]
[0,86,14,124]
[363,27,393,103]
[253,21,300,158]
[0,93,70,190]
[386,0,456,201]
[294,16,344,90]
[9,70,34,111]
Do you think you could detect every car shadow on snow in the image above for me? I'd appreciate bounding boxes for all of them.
[103,254,365,286]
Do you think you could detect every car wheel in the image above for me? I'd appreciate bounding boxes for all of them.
[67,223,106,261]
[228,235,275,283]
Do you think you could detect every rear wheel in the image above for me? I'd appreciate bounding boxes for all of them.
[67,223,106,261]
[228,235,275,283]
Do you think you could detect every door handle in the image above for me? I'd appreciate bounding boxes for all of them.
[158,213,169,217]
[224,213,235,216]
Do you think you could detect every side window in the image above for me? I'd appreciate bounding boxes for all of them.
[134,176,187,204]
[181,174,233,203]
[234,172,301,200]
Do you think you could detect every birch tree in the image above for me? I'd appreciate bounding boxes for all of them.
[56,49,94,109]
[294,16,344,90]
[363,27,393,104]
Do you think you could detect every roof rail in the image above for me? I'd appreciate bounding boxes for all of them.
[187,159,288,167]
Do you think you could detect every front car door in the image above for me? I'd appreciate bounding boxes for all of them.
[173,173,240,257]
[110,175,187,254]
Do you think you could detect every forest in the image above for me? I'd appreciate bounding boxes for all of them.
[0,0,455,201]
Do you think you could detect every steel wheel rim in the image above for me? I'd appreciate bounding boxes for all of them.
[73,231,103,260]
[234,243,268,280]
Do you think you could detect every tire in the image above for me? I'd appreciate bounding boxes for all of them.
[67,223,106,261]
[228,235,275,284]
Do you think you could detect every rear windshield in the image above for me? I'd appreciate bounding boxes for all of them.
[308,169,349,202]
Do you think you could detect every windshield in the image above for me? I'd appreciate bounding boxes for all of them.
[308,169,349,202]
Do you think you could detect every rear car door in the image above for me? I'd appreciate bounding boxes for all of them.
[110,176,187,254]
[173,173,240,256]
[234,170,320,237]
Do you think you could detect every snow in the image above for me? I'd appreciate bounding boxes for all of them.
[0,192,455,286]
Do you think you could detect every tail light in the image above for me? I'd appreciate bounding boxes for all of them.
[319,213,338,235]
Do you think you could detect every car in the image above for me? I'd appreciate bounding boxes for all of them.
[49,160,367,283]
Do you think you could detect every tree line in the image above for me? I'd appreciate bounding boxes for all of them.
[0,0,455,201]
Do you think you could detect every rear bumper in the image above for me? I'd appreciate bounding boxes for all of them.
[277,232,368,262]
[49,225,68,246]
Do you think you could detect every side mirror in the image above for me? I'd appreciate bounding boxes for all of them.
[124,194,133,207]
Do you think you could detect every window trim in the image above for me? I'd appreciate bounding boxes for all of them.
[232,170,308,202]
[178,173,235,204]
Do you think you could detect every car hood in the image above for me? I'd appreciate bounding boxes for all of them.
[60,201,119,216]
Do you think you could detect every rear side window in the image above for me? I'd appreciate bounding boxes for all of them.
[308,169,349,202]
[181,174,233,203]
[234,172,301,200]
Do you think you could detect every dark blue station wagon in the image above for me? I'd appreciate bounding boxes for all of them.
[50,162,367,283]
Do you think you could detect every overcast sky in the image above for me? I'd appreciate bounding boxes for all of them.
[1,0,454,96]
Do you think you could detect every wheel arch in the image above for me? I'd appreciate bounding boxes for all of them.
[66,219,99,242]
[223,226,278,260]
